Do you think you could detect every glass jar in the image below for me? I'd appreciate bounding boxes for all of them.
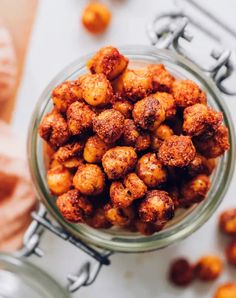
[28,45,235,253]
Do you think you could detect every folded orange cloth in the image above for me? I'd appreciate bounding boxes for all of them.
[0,120,36,252]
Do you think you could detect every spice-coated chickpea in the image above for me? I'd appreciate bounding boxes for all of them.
[56,189,93,223]
[112,98,133,118]
[219,209,236,236]
[85,207,112,229]
[194,255,223,281]
[169,258,194,286]
[102,146,137,180]
[110,181,133,208]
[124,173,147,200]
[82,2,111,34]
[87,46,128,80]
[134,220,163,236]
[47,165,73,195]
[226,241,236,267]
[151,124,174,151]
[214,283,236,298]
[54,140,84,163]
[104,203,135,227]
[153,92,176,119]
[83,135,110,163]
[148,64,175,92]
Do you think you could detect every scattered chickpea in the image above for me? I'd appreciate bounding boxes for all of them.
[226,241,236,267]
[219,209,236,236]
[214,283,236,298]
[169,258,194,286]
[194,255,223,281]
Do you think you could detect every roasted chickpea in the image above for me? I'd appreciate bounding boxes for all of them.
[81,2,111,34]
[110,181,133,208]
[138,190,174,225]
[124,173,147,200]
[102,146,137,179]
[226,241,236,267]
[67,101,95,136]
[183,103,222,137]
[132,96,165,131]
[135,133,151,152]
[47,165,73,195]
[153,92,176,119]
[134,220,163,236]
[83,135,110,163]
[63,157,84,169]
[151,124,174,151]
[38,110,70,148]
[158,135,196,167]
[56,189,93,223]
[186,154,216,177]
[119,68,153,101]
[194,125,230,158]
[87,46,128,80]
[194,255,223,281]
[169,258,194,286]
[73,164,105,195]
[180,174,210,207]
[54,140,84,163]
[52,81,82,113]
[219,209,236,236]
[104,203,134,226]
[148,64,175,92]
[93,109,124,144]
[112,98,133,118]
[214,283,236,298]
[85,207,112,229]
[136,153,167,188]
[172,80,207,108]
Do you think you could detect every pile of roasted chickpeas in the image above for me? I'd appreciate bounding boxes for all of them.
[169,208,236,297]
[38,46,230,236]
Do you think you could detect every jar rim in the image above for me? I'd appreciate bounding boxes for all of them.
[28,45,236,253]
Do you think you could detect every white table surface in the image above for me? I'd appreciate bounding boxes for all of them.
[12,0,236,297]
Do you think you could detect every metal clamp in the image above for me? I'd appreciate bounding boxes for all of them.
[147,11,236,95]
[16,203,112,293]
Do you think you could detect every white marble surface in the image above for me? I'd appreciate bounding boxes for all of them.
[12,0,236,297]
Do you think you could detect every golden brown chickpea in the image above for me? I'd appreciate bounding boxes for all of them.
[186,154,216,177]
[136,153,167,188]
[54,140,84,163]
[47,165,73,195]
[104,203,135,226]
[52,81,82,113]
[119,68,153,101]
[81,73,113,107]
[67,101,95,136]
[110,181,133,208]
[134,220,163,236]
[194,255,223,281]
[148,64,175,92]
[38,110,70,149]
[183,103,223,137]
[83,135,110,163]
[172,80,207,108]
[102,146,137,179]
[112,98,133,118]
[180,174,210,207]
[81,2,111,34]
[85,207,112,229]
[56,189,93,223]
[93,109,125,144]
[63,157,84,169]
[135,133,151,152]
[87,46,128,80]
[132,96,165,131]
[158,135,196,167]
[151,124,174,151]
[214,283,236,298]
[73,164,105,196]
[138,190,174,225]
[169,258,194,286]
[124,173,147,200]
[194,125,230,158]
[153,92,176,119]
[226,241,236,267]
[219,209,236,236]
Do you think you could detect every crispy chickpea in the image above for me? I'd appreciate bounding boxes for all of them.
[54,140,84,163]
[81,2,111,34]
[85,207,112,229]
[226,241,236,267]
[104,203,134,226]
[151,124,174,151]
[169,258,194,286]
[186,154,216,177]
[38,110,70,148]
[219,209,236,236]
[56,189,93,223]
[139,190,174,225]
[81,73,113,107]
[158,135,196,167]
[124,173,147,200]
[83,135,110,163]
[112,98,133,118]
[73,164,105,196]
[194,255,223,281]
[102,146,137,179]
[194,125,230,158]
[47,165,73,195]
[180,174,210,207]
[119,68,153,101]
[52,81,82,113]
[93,109,124,144]
[183,103,222,137]
[172,80,207,108]
[134,220,163,236]
[132,96,165,131]
[135,133,151,152]
[136,153,167,188]
[87,46,128,80]
[214,283,236,298]
[153,92,176,119]
[110,181,133,208]
[148,64,175,92]
[63,157,84,169]
[67,101,95,136]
